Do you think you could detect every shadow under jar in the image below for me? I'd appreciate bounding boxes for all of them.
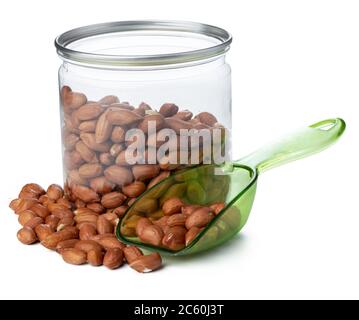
[55,20,232,208]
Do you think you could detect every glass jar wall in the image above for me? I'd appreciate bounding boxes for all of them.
[55,21,232,206]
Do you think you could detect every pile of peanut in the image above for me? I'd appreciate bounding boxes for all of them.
[131,197,225,251]
[61,86,226,208]
[9,183,161,272]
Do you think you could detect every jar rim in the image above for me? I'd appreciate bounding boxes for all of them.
[55,20,232,67]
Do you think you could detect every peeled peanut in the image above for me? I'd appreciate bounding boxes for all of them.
[57,198,72,209]
[101,192,126,209]
[135,217,153,236]
[72,185,100,203]
[87,249,104,266]
[96,237,125,250]
[185,227,202,246]
[139,225,164,246]
[129,253,162,273]
[10,198,38,214]
[89,176,115,194]
[111,126,125,143]
[56,239,79,253]
[45,215,60,230]
[75,240,103,253]
[162,226,186,251]
[62,87,87,110]
[78,163,103,179]
[159,103,179,117]
[35,224,54,242]
[182,205,202,216]
[167,213,186,227]
[76,141,97,163]
[57,217,75,231]
[132,165,160,181]
[24,216,44,229]
[18,210,37,226]
[138,114,165,133]
[162,197,184,216]
[79,223,97,240]
[122,181,146,198]
[61,248,87,265]
[185,207,214,229]
[41,227,79,250]
[96,215,114,235]
[123,246,143,264]
[98,95,119,105]
[194,112,218,126]
[104,165,134,186]
[86,203,105,214]
[17,227,37,245]
[104,248,124,269]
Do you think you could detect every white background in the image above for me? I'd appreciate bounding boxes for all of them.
[0,0,358,300]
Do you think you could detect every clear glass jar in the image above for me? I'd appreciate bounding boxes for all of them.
[55,20,232,204]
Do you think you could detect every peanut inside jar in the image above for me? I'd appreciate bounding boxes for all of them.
[61,86,230,250]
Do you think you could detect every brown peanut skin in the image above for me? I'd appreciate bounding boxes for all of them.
[185,207,214,229]
[56,239,80,253]
[135,217,153,237]
[18,210,37,226]
[103,248,124,269]
[35,224,54,242]
[87,249,104,266]
[17,227,37,245]
[97,215,114,235]
[123,246,143,264]
[75,240,103,253]
[46,184,64,201]
[41,227,79,250]
[24,217,44,229]
[79,223,98,240]
[162,226,186,251]
[129,253,162,273]
[61,248,87,265]
[185,227,202,246]
[162,198,185,216]
[139,225,164,246]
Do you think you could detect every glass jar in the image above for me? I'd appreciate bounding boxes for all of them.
[55,20,232,205]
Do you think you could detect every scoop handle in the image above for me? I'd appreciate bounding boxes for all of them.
[239,118,346,173]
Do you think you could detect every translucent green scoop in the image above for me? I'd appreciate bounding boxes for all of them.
[116,118,346,256]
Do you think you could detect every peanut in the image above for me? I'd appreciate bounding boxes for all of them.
[61,248,87,265]
[24,216,44,229]
[35,224,54,242]
[162,197,184,216]
[87,249,103,266]
[17,227,37,245]
[56,239,79,253]
[139,225,164,246]
[79,223,98,240]
[185,207,214,229]
[96,215,114,234]
[41,227,79,250]
[103,248,124,269]
[101,191,126,209]
[129,253,162,273]
[18,210,37,226]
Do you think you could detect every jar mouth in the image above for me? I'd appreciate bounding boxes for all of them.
[55,20,232,67]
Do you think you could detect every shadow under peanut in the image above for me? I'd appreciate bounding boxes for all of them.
[162,233,248,265]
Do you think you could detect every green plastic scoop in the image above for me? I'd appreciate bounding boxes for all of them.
[117,118,346,256]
